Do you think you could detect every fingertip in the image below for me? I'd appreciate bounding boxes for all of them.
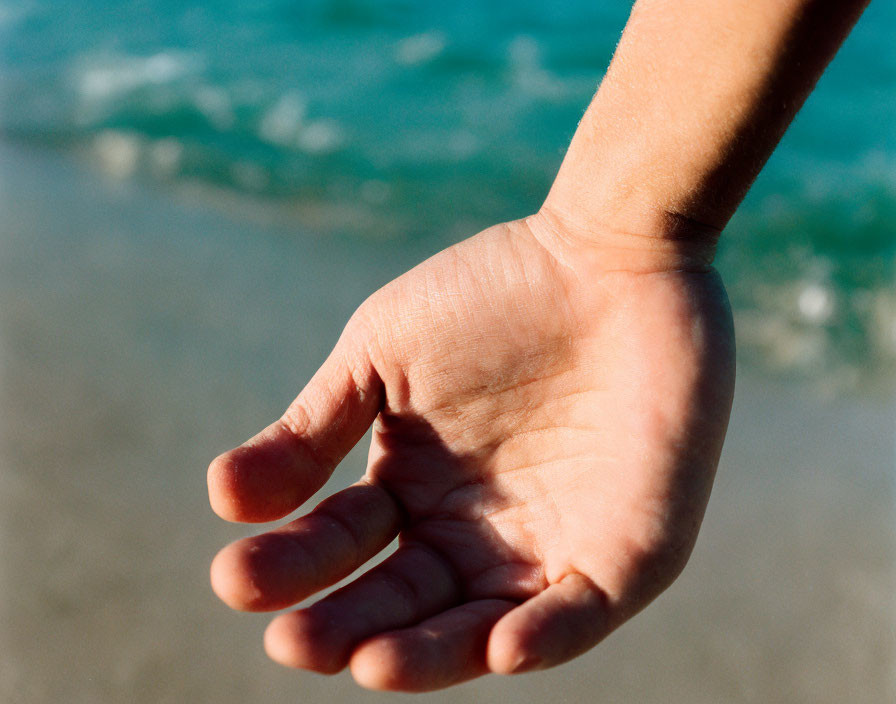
[264,615,301,669]
[264,609,347,674]
[209,539,263,611]
[350,600,515,691]
[349,637,408,691]
[207,452,251,522]
[210,534,306,612]
[484,617,537,675]
[486,574,610,674]
[485,589,555,675]
[207,423,318,523]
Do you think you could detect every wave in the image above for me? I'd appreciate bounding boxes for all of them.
[1,0,893,387]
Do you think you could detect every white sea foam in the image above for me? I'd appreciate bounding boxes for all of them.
[395,32,447,66]
[508,35,563,99]
[92,130,143,179]
[258,92,306,146]
[798,283,835,323]
[76,51,200,102]
[258,93,342,154]
[193,86,235,131]
[296,120,342,154]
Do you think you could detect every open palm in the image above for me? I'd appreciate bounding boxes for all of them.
[208,213,735,691]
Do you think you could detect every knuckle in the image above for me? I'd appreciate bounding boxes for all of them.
[279,400,312,440]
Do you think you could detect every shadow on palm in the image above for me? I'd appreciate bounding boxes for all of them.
[208,215,735,691]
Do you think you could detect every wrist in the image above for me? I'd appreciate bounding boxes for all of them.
[537,0,869,273]
[532,190,720,275]
[535,100,724,273]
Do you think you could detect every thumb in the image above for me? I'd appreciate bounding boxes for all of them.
[208,316,384,523]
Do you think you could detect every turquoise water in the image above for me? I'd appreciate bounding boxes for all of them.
[1,0,894,385]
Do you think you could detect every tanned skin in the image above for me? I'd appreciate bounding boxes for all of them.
[208,0,869,691]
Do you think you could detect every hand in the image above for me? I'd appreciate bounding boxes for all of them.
[207,212,735,691]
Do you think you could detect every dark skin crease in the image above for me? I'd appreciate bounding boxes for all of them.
[208,0,869,692]
[209,216,734,690]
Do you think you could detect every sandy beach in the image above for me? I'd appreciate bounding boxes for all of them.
[1,143,893,703]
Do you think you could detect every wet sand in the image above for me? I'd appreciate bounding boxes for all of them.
[1,143,893,703]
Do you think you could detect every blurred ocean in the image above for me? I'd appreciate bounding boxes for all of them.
[1,4,894,702]
[1,0,894,386]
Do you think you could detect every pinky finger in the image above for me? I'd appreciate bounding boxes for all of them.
[349,600,516,692]
[486,573,610,675]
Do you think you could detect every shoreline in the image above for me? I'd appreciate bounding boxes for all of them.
[2,142,893,703]
[16,137,896,396]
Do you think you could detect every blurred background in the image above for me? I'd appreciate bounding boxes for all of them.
[1,1,893,702]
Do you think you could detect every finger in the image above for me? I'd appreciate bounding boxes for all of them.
[349,599,516,692]
[486,573,610,674]
[208,319,383,522]
[210,481,401,611]
[264,542,460,674]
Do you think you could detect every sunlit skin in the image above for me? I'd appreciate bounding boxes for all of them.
[208,212,734,690]
[207,0,868,692]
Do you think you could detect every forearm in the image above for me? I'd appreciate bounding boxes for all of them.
[542,0,869,265]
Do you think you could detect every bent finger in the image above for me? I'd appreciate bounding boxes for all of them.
[210,480,401,611]
[208,318,383,523]
[486,573,610,674]
[349,599,516,692]
[264,542,460,674]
